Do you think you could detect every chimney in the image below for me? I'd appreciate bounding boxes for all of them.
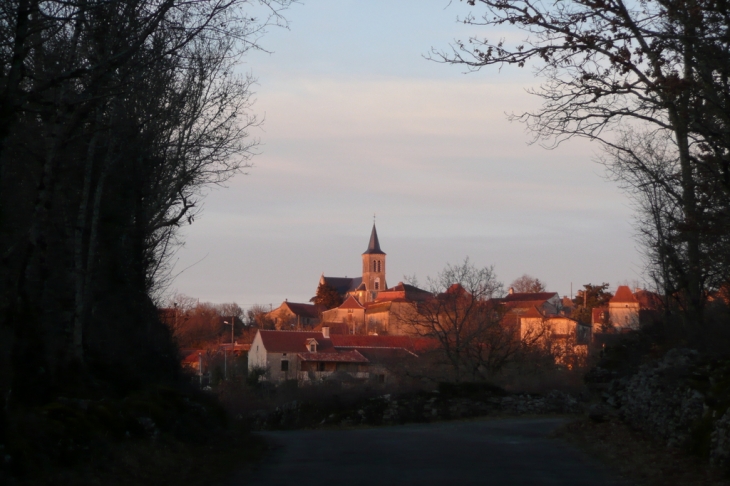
[322,326,330,338]
[508,287,514,295]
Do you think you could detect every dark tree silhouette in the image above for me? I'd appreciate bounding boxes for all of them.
[0,0,291,413]
[313,282,344,310]
[435,0,730,324]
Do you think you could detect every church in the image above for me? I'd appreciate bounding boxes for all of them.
[318,224,388,305]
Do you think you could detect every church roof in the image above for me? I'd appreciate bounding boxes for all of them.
[322,276,362,295]
[363,224,385,255]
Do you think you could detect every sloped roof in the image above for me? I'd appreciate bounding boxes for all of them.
[611,286,639,304]
[377,282,432,303]
[504,292,558,302]
[521,306,544,318]
[331,335,414,349]
[339,295,364,310]
[257,330,336,353]
[363,224,385,255]
[356,347,417,362]
[284,302,325,318]
[501,299,553,310]
[297,350,368,363]
[322,276,362,295]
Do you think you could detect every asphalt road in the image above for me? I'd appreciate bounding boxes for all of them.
[234,417,628,486]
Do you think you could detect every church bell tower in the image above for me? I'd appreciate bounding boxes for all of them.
[362,224,386,295]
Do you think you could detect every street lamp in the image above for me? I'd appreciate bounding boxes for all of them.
[223,318,234,380]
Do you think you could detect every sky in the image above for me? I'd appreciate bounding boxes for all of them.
[167,0,645,310]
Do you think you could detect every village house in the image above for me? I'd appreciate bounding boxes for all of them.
[320,296,365,334]
[248,328,430,384]
[517,306,590,366]
[266,301,325,330]
[591,285,663,333]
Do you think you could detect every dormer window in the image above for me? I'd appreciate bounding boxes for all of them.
[306,338,318,353]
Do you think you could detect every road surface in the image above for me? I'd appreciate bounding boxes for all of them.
[233,417,628,486]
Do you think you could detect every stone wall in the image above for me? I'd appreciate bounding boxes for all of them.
[592,348,730,467]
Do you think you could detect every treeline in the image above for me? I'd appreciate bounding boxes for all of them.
[162,295,274,348]
[0,0,289,419]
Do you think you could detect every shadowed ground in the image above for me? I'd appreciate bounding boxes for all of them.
[232,417,629,486]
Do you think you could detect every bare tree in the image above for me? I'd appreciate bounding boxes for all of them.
[434,0,730,324]
[509,274,546,293]
[398,258,524,381]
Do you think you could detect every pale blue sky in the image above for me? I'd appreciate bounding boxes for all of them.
[168,0,643,308]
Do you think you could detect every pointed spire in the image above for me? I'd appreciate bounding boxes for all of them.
[363,224,385,255]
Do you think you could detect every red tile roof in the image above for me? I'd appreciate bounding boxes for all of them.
[331,335,413,348]
[258,330,336,353]
[356,347,417,361]
[331,335,439,354]
[610,286,639,304]
[298,350,368,363]
[521,306,544,318]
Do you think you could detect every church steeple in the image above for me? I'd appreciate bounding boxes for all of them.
[361,224,386,298]
[363,224,385,255]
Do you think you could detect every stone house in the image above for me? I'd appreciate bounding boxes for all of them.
[321,296,366,334]
[516,306,590,367]
[266,301,325,330]
[248,328,432,384]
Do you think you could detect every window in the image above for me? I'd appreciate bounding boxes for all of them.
[309,343,316,352]
[317,362,326,372]
[281,360,289,371]
[375,278,380,290]
[373,261,377,271]
[377,260,381,272]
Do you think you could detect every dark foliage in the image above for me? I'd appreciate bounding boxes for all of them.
[313,282,344,310]
[0,0,290,480]
[572,283,613,325]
